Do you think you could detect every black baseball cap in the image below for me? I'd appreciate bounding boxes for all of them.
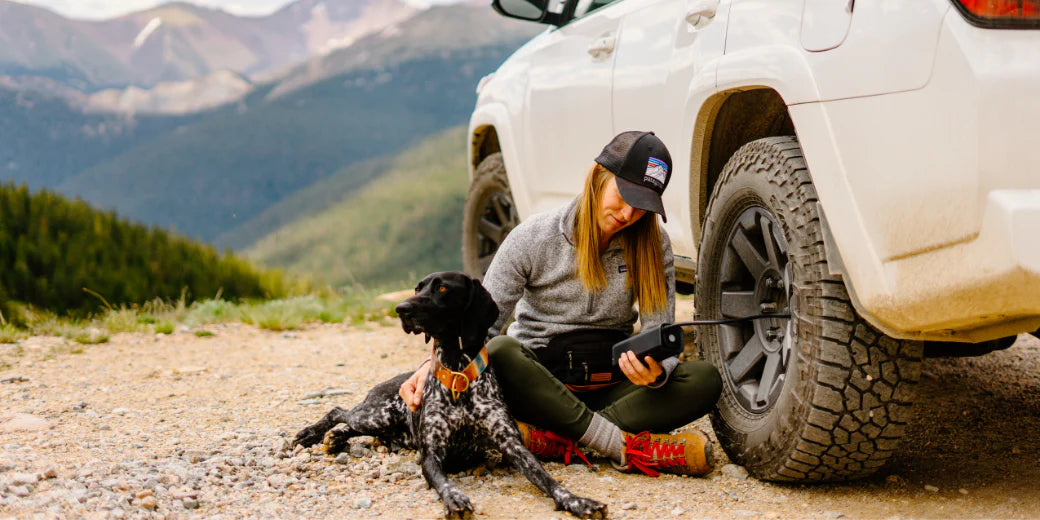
[594,131,672,222]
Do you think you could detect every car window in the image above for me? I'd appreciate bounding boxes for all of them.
[572,0,621,19]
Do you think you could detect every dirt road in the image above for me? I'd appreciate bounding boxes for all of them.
[1,318,1038,519]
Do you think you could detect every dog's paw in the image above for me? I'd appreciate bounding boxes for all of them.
[442,487,474,520]
[292,425,325,448]
[322,424,351,455]
[558,495,607,519]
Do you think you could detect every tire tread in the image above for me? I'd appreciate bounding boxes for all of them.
[695,137,923,482]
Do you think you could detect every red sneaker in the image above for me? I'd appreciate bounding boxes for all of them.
[516,422,593,467]
[616,429,714,477]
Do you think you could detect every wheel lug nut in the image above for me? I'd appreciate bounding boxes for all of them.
[764,327,784,342]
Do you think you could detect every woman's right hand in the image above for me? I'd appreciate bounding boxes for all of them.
[399,360,431,412]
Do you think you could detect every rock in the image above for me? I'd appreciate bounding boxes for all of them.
[141,496,157,509]
[185,451,209,463]
[9,485,31,498]
[275,438,291,454]
[721,464,749,480]
[959,488,969,495]
[670,506,684,516]
[334,454,351,465]
[297,399,321,406]
[823,512,845,519]
[42,466,58,479]
[925,485,939,492]
[0,413,51,432]
[10,472,39,485]
[350,445,370,458]
[136,489,154,499]
[183,497,200,509]
[172,488,198,500]
[388,460,420,476]
[353,497,372,509]
[621,502,637,510]
[886,475,901,484]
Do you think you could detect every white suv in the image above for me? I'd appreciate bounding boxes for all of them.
[462,0,1040,482]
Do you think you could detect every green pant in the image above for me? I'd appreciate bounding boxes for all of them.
[487,335,723,439]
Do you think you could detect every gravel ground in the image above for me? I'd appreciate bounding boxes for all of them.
[1,316,1039,520]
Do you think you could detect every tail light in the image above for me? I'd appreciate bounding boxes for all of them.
[952,0,1040,27]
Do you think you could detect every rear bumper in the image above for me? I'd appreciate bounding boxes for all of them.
[794,11,1040,342]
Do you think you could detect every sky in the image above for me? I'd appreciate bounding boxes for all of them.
[10,0,457,20]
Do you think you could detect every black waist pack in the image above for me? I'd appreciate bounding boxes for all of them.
[535,329,629,391]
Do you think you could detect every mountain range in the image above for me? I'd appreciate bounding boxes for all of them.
[0,0,421,90]
[0,0,541,284]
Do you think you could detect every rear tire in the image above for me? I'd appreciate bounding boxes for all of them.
[462,153,519,279]
[695,137,923,482]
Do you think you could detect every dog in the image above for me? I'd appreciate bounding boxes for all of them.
[293,271,607,519]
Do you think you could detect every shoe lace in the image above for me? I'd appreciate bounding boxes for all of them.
[528,429,593,468]
[623,431,687,478]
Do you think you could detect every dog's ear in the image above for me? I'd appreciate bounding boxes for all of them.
[461,277,499,348]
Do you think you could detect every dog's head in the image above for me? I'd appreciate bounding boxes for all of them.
[395,271,499,352]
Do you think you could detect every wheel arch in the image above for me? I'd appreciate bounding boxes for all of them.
[469,125,500,174]
[691,87,796,246]
[468,106,532,220]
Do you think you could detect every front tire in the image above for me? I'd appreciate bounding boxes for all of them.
[462,153,519,279]
[695,137,923,482]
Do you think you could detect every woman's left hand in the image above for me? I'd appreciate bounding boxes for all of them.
[618,351,664,386]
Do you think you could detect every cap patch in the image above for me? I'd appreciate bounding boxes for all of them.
[644,157,668,189]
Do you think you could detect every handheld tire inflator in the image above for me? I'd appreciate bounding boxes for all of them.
[610,314,791,366]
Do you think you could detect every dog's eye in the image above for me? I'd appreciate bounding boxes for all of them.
[438,286,447,293]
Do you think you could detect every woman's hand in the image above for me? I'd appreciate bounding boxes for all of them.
[399,360,431,412]
[618,351,664,386]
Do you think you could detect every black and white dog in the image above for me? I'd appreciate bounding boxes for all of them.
[293,271,606,519]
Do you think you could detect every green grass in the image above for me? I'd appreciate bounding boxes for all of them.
[0,286,403,362]
[72,330,109,345]
[0,324,22,344]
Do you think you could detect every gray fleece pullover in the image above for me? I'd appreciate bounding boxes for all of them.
[483,197,679,385]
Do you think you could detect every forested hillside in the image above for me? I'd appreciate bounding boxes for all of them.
[244,126,468,288]
[0,183,284,317]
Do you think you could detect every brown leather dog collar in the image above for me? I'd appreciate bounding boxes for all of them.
[432,343,489,401]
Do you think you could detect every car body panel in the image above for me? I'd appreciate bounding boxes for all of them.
[791,10,1040,341]
[800,0,852,52]
[520,5,627,215]
[612,0,729,261]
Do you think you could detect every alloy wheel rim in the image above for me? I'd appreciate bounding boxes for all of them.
[475,190,519,275]
[716,207,793,414]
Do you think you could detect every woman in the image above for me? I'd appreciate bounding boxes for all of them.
[401,131,722,476]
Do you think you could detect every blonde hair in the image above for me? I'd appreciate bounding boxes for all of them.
[573,164,668,313]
